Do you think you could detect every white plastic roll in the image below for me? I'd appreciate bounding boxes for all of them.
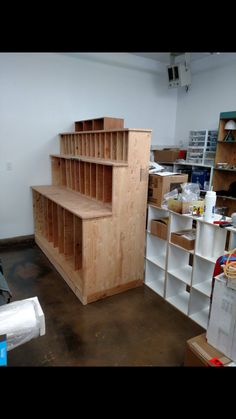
[0,297,45,351]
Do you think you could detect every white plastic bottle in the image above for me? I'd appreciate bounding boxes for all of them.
[203,190,216,222]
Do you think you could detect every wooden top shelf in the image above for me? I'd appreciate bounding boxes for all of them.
[60,128,152,135]
[50,154,128,167]
[32,185,112,220]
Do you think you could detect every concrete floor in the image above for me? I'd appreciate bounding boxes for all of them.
[0,242,204,366]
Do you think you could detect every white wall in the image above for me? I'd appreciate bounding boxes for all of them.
[175,57,236,146]
[0,53,177,239]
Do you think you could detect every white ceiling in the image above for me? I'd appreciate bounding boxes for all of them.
[130,53,214,64]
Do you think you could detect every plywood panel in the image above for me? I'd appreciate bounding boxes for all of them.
[82,134,86,156]
[117,131,123,161]
[71,160,76,191]
[66,160,71,189]
[96,165,104,201]
[75,160,80,192]
[47,199,53,242]
[51,157,60,185]
[100,133,105,159]
[80,161,85,194]
[64,210,74,260]
[52,202,58,247]
[95,133,99,158]
[91,163,96,198]
[103,166,112,203]
[111,132,117,160]
[85,162,91,197]
[105,132,111,159]
[60,158,66,186]
[58,205,64,254]
[74,216,82,271]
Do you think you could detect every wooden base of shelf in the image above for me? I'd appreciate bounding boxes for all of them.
[35,234,142,305]
[35,233,85,301]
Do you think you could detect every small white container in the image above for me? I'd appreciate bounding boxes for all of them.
[203,190,216,222]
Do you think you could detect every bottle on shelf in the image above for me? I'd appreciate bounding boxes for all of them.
[203,189,216,222]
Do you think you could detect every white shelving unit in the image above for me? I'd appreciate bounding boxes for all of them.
[144,204,234,330]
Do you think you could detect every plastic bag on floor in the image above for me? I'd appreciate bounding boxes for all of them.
[0,297,45,351]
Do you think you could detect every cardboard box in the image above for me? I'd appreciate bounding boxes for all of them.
[171,229,196,250]
[150,218,168,240]
[148,173,188,207]
[184,333,232,367]
[167,199,204,215]
[207,273,236,362]
[154,149,180,163]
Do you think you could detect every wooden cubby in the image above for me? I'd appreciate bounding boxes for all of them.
[50,155,124,204]
[32,122,151,305]
[74,117,124,132]
[213,111,236,216]
[60,130,129,162]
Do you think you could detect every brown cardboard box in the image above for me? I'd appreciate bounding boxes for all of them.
[150,218,169,240]
[154,149,180,163]
[148,174,188,207]
[184,333,232,367]
[171,229,196,250]
[167,199,204,215]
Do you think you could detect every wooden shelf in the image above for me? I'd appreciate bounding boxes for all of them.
[74,117,124,132]
[216,195,236,201]
[32,186,112,220]
[214,168,236,172]
[50,154,128,167]
[51,156,113,204]
[32,124,151,305]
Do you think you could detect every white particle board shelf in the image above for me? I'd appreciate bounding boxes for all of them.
[189,308,209,329]
[167,265,192,285]
[167,292,189,315]
[145,259,165,297]
[192,280,212,298]
[145,204,232,329]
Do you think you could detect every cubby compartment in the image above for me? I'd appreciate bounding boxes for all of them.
[195,221,227,262]
[189,288,210,329]
[74,117,124,132]
[144,259,165,297]
[167,244,193,285]
[147,204,169,233]
[33,191,83,273]
[146,232,167,269]
[166,274,190,315]
[60,130,128,162]
[51,156,112,204]
[192,255,214,297]
[169,212,193,233]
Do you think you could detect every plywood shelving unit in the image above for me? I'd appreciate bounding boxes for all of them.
[213,111,236,216]
[32,117,151,305]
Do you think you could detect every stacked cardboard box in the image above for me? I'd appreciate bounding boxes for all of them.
[150,218,169,240]
[148,173,188,207]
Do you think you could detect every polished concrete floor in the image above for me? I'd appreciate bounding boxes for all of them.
[0,242,204,366]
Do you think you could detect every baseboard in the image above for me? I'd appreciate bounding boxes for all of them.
[0,235,35,250]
